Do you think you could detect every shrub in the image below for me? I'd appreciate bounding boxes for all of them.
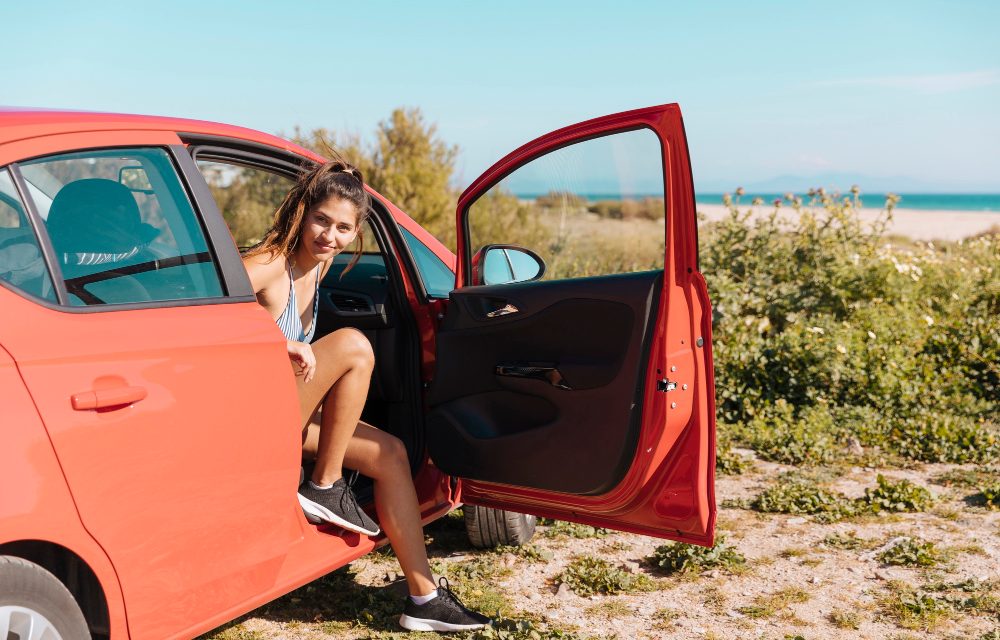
[750,473,857,521]
[649,536,746,575]
[557,556,656,596]
[862,475,934,513]
[702,191,999,468]
[877,538,941,567]
[977,482,1000,509]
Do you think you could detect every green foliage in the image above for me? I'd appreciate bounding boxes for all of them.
[737,587,810,618]
[703,191,1000,467]
[828,608,862,629]
[587,197,664,220]
[557,556,656,597]
[877,538,942,567]
[977,482,1000,509]
[879,581,955,630]
[862,474,935,513]
[540,519,611,539]
[649,536,746,575]
[459,616,585,640]
[496,543,554,563]
[750,473,857,521]
[823,530,879,550]
[293,107,459,246]
[715,430,753,474]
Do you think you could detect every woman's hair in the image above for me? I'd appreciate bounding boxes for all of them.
[245,157,372,275]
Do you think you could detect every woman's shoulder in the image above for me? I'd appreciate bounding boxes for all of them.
[243,250,288,292]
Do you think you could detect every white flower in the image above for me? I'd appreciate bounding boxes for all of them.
[807,326,825,334]
[867,331,877,340]
[836,344,848,355]
[923,314,935,326]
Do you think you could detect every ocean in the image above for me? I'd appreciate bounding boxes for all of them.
[695,193,1000,212]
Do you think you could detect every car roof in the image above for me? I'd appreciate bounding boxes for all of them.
[0,107,321,160]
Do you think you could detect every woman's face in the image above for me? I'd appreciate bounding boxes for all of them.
[298,196,359,262]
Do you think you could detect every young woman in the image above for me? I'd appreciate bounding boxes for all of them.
[242,160,490,632]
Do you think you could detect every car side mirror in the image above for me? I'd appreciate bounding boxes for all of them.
[472,244,546,286]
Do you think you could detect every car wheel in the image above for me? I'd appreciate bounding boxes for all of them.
[463,505,537,548]
[0,556,90,640]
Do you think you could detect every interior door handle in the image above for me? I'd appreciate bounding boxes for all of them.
[71,385,148,411]
[486,303,519,318]
[495,363,572,390]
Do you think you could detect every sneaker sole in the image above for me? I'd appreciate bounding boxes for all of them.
[398,614,488,632]
[297,492,380,536]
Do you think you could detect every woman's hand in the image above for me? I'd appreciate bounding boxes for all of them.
[286,340,317,383]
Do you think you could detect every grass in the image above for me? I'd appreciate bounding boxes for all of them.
[879,581,955,630]
[540,519,611,539]
[556,556,656,597]
[737,587,811,619]
[822,530,880,550]
[828,608,862,629]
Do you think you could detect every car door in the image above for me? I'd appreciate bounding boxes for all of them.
[0,132,304,639]
[426,104,716,545]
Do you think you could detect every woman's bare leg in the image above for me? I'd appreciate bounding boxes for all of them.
[343,422,436,597]
[295,328,374,486]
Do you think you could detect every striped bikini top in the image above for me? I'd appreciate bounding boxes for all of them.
[275,263,321,343]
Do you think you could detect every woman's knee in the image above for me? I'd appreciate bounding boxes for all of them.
[380,433,409,470]
[318,328,374,370]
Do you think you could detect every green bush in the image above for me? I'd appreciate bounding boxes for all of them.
[862,474,935,513]
[877,538,941,567]
[750,473,857,521]
[977,483,1000,509]
[702,191,999,467]
[649,536,746,575]
[557,556,656,596]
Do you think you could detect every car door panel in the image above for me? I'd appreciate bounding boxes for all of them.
[427,271,659,495]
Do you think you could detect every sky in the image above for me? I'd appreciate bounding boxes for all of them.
[3,1,998,193]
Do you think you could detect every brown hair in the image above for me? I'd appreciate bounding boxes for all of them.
[245,158,372,275]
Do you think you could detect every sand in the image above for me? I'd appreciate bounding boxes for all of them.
[696,203,1000,242]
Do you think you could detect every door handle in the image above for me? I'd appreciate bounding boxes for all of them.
[71,385,148,411]
[486,303,519,318]
[495,363,572,390]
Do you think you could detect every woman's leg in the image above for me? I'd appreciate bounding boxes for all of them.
[343,422,436,597]
[296,328,374,486]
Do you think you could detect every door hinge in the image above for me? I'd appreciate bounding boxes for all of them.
[657,378,677,392]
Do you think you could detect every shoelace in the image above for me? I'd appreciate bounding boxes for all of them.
[339,470,365,522]
[436,577,468,609]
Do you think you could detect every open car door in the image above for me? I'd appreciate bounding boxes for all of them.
[426,104,716,545]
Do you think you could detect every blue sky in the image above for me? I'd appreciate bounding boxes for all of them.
[4,1,998,192]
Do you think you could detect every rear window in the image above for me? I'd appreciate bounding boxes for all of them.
[19,148,224,306]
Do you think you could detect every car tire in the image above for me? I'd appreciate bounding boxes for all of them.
[463,505,537,548]
[0,555,91,640]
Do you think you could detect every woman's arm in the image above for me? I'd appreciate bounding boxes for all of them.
[242,252,318,382]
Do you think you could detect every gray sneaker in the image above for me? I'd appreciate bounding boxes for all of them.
[297,475,380,536]
[399,578,492,632]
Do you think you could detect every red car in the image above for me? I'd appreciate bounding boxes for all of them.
[0,104,716,639]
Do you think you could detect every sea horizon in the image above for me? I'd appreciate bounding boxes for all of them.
[513,192,1000,212]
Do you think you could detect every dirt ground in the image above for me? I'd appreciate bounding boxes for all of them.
[206,455,999,640]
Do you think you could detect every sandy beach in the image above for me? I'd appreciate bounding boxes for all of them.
[697,203,1000,242]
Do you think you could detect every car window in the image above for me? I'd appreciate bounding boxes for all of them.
[0,169,56,301]
[196,159,295,249]
[400,227,453,298]
[466,128,666,282]
[19,148,224,306]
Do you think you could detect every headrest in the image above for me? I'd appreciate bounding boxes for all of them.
[47,179,159,261]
